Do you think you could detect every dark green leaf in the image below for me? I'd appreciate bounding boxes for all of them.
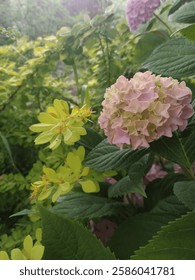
[10,209,36,218]
[39,206,116,260]
[51,192,128,219]
[128,154,152,185]
[182,130,195,164]
[174,181,195,210]
[169,0,193,15]
[170,1,195,23]
[108,196,188,259]
[134,31,168,64]
[145,173,188,211]
[143,38,195,78]
[131,210,195,260]
[84,139,149,171]
[78,126,103,151]
[150,134,193,178]
[108,176,146,198]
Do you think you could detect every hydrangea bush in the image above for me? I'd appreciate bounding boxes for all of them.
[1,0,195,260]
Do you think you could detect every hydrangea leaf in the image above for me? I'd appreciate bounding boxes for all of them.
[150,134,193,178]
[51,192,129,219]
[108,176,146,198]
[174,181,195,210]
[131,210,195,260]
[39,206,116,260]
[108,196,188,259]
[143,37,195,78]
[169,1,195,23]
[84,139,149,171]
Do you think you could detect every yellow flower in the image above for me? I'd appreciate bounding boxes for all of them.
[31,146,100,202]
[30,99,92,149]
[0,230,44,260]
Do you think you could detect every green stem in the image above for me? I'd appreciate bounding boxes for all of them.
[153,12,173,35]
[72,59,80,97]
[105,35,111,86]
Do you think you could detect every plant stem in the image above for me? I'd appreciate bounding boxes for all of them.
[153,12,172,34]
[72,59,80,97]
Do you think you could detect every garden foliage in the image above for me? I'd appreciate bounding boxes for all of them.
[0,0,195,260]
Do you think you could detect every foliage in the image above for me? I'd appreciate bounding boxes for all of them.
[1,0,195,260]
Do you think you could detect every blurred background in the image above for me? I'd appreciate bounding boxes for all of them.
[0,0,126,39]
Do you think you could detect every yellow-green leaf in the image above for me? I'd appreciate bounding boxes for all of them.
[80,180,100,193]
[30,245,44,260]
[11,248,26,260]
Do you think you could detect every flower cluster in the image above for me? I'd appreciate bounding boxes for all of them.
[30,99,92,150]
[126,0,161,32]
[98,71,193,150]
[0,229,44,260]
[31,146,100,202]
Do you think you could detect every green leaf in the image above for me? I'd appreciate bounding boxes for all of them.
[143,37,195,78]
[134,31,168,64]
[84,139,149,171]
[51,192,129,219]
[108,176,146,198]
[150,134,193,179]
[0,131,17,169]
[168,0,193,15]
[131,211,195,260]
[10,209,36,218]
[128,154,152,186]
[170,1,195,24]
[78,126,103,151]
[180,24,195,42]
[108,196,188,259]
[39,206,115,260]
[145,173,188,211]
[182,130,195,164]
[174,181,195,210]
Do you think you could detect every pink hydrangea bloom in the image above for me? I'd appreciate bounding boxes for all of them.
[145,163,167,183]
[126,0,161,31]
[98,71,193,150]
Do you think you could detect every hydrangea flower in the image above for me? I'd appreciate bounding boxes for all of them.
[98,71,193,150]
[30,99,92,149]
[126,0,161,31]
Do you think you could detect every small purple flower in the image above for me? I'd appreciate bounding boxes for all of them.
[126,0,161,32]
